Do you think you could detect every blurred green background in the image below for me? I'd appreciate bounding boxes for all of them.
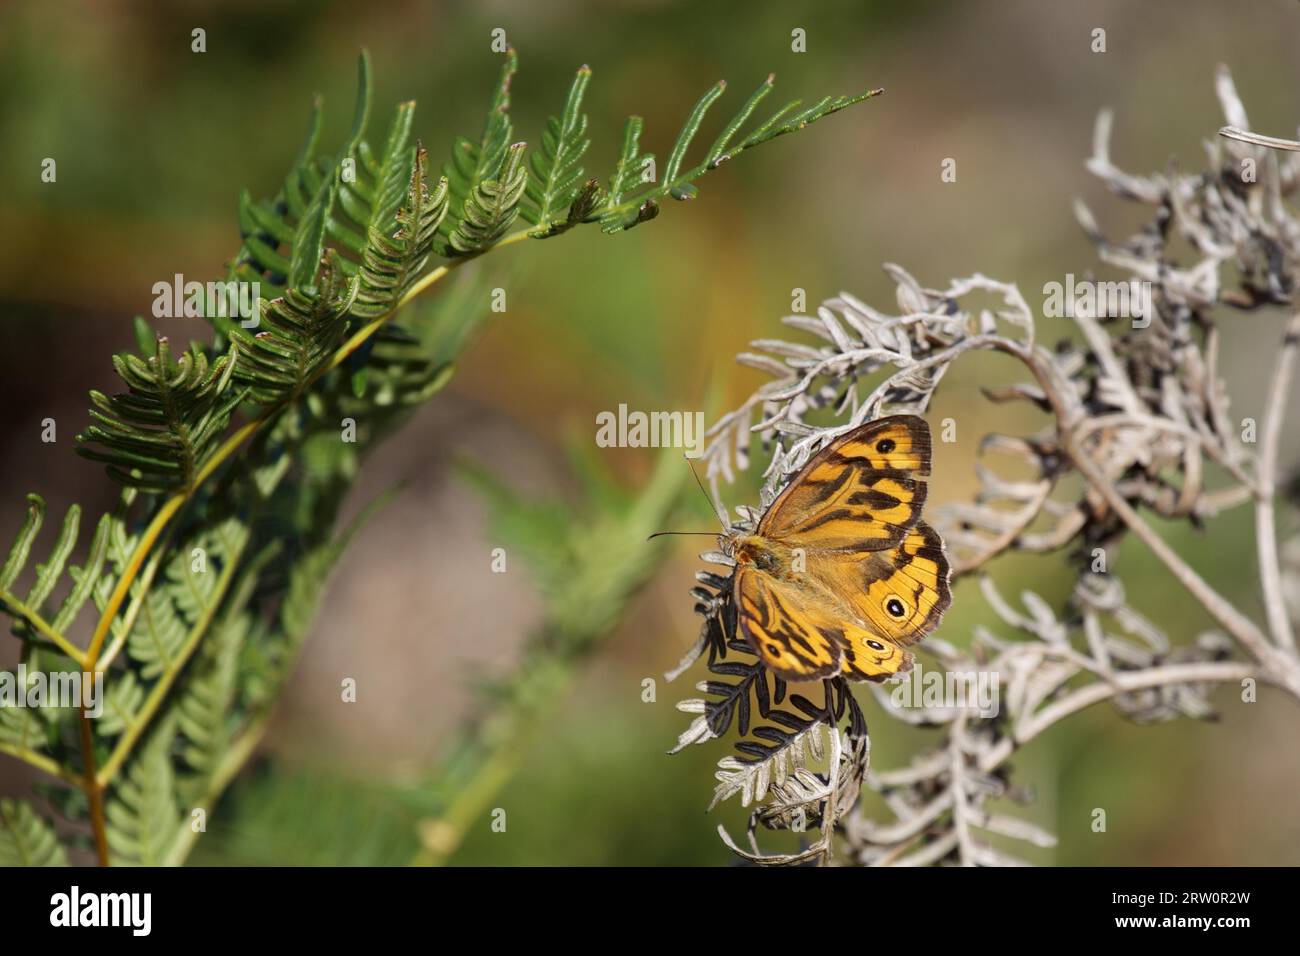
[1,0,1298,865]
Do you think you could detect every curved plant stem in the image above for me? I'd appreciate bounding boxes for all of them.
[77,716,109,865]
[96,543,169,673]
[84,494,187,670]
[0,742,84,787]
[1255,310,1300,651]
[96,528,246,789]
[991,338,1300,698]
[979,660,1263,770]
[410,738,522,867]
[0,598,85,666]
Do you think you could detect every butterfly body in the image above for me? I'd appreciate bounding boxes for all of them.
[731,534,798,577]
[726,415,952,683]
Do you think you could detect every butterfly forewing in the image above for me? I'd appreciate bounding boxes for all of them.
[759,416,933,552]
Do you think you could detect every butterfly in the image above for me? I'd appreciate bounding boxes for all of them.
[724,415,951,683]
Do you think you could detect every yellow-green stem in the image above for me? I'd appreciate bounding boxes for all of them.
[0,742,84,788]
[0,596,86,666]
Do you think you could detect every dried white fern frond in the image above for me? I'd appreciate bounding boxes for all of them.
[669,66,1300,867]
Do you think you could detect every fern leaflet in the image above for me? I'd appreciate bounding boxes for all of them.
[232,250,359,404]
[353,148,450,317]
[77,332,242,494]
[105,719,181,866]
[524,64,592,232]
[0,798,69,866]
[447,142,529,254]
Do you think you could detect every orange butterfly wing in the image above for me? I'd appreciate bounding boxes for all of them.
[733,567,914,681]
[733,416,950,682]
[733,567,843,680]
[813,520,952,648]
[758,416,932,552]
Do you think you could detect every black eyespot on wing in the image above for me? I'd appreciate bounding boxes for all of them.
[886,598,906,617]
[866,639,885,651]
[876,438,896,454]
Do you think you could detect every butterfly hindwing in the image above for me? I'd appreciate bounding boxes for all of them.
[734,567,842,680]
[734,566,918,683]
[839,632,915,681]
[810,520,952,647]
[759,416,933,553]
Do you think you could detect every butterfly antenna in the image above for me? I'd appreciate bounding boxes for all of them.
[646,456,731,541]
[686,455,730,530]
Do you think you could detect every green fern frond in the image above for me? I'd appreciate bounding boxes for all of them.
[663,79,730,184]
[167,529,233,626]
[442,49,518,240]
[0,495,58,599]
[240,493,389,710]
[176,611,247,779]
[339,101,417,252]
[0,494,112,661]
[122,519,245,680]
[0,798,69,867]
[338,272,484,412]
[603,117,651,222]
[232,250,359,404]
[77,333,242,494]
[227,53,418,319]
[287,176,338,294]
[105,719,181,866]
[281,499,386,647]
[354,148,450,317]
[176,538,279,739]
[524,64,592,231]
[447,142,529,254]
[226,51,874,321]
[0,493,45,594]
[339,324,455,410]
[0,47,878,868]
[414,450,689,864]
[231,99,328,300]
[309,49,374,262]
[85,507,144,652]
[598,78,881,233]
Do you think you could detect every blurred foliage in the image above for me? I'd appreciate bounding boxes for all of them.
[406,447,688,865]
